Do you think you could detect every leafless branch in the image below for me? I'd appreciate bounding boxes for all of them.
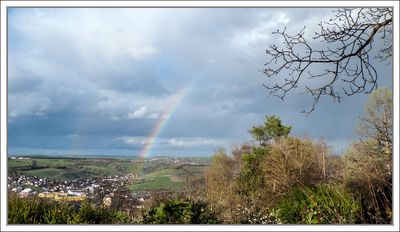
[264,8,392,114]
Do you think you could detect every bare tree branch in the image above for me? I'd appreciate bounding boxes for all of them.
[264,8,392,114]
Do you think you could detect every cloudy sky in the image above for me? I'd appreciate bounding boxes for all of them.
[8,8,392,157]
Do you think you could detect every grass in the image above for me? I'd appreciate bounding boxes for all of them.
[130,168,187,191]
[104,162,142,175]
[80,165,118,176]
[21,168,64,178]
[10,157,143,181]
[8,159,32,168]
[20,168,92,181]
[180,165,207,176]
[35,159,74,167]
[144,168,186,178]
[130,177,186,191]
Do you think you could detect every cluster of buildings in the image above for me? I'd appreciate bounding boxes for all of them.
[7,157,209,212]
[38,191,87,202]
[7,173,137,207]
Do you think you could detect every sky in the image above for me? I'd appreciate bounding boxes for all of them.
[7,8,393,157]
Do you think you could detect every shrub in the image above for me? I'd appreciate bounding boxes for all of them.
[8,193,131,224]
[8,193,73,224]
[67,203,131,224]
[137,199,219,224]
[275,184,361,224]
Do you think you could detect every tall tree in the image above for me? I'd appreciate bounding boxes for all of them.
[204,149,238,223]
[344,88,393,223]
[357,87,393,154]
[250,115,291,145]
[264,8,392,113]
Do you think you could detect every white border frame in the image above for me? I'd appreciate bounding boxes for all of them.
[1,1,399,231]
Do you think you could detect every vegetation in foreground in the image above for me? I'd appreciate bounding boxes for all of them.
[8,193,131,224]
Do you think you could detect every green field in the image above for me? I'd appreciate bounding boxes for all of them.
[35,159,75,167]
[131,176,186,191]
[80,165,118,176]
[8,157,145,180]
[9,157,209,192]
[20,168,92,181]
[130,168,187,191]
[8,159,32,168]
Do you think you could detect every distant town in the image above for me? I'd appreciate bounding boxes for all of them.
[7,155,210,212]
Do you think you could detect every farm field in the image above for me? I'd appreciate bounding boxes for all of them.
[20,168,92,181]
[130,168,187,191]
[129,165,208,191]
[8,156,210,191]
[8,157,144,181]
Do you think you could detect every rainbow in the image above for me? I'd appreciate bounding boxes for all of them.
[138,87,190,158]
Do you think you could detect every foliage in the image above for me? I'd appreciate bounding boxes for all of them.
[276,184,361,224]
[8,193,131,224]
[67,203,131,224]
[263,137,328,198]
[344,88,393,224]
[250,115,291,145]
[357,87,393,154]
[8,193,73,224]
[204,148,239,222]
[344,141,392,223]
[137,199,219,224]
[234,146,270,207]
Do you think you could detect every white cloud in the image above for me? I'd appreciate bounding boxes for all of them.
[118,136,230,150]
[166,137,229,148]
[126,106,159,120]
[127,106,148,119]
[121,137,147,146]
[128,46,158,60]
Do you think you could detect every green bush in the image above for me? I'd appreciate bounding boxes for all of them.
[67,203,131,224]
[138,199,219,224]
[8,193,73,224]
[8,193,131,224]
[275,184,361,224]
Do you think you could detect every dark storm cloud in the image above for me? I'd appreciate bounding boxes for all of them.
[8,8,392,156]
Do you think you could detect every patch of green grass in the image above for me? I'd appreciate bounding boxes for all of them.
[130,177,186,191]
[35,159,74,167]
[21,168,64,179]
[144,168,185,178]
[8,159,32,168]
[120,162,142,174]
[180,166,206,175]
[80,165,117,176]
[104,162,142,175]
[130,168,187,191]
[20,168,92,181]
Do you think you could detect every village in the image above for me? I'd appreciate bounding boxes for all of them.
[7,172,151,210]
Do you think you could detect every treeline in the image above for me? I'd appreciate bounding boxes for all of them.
[8,88,392,224]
